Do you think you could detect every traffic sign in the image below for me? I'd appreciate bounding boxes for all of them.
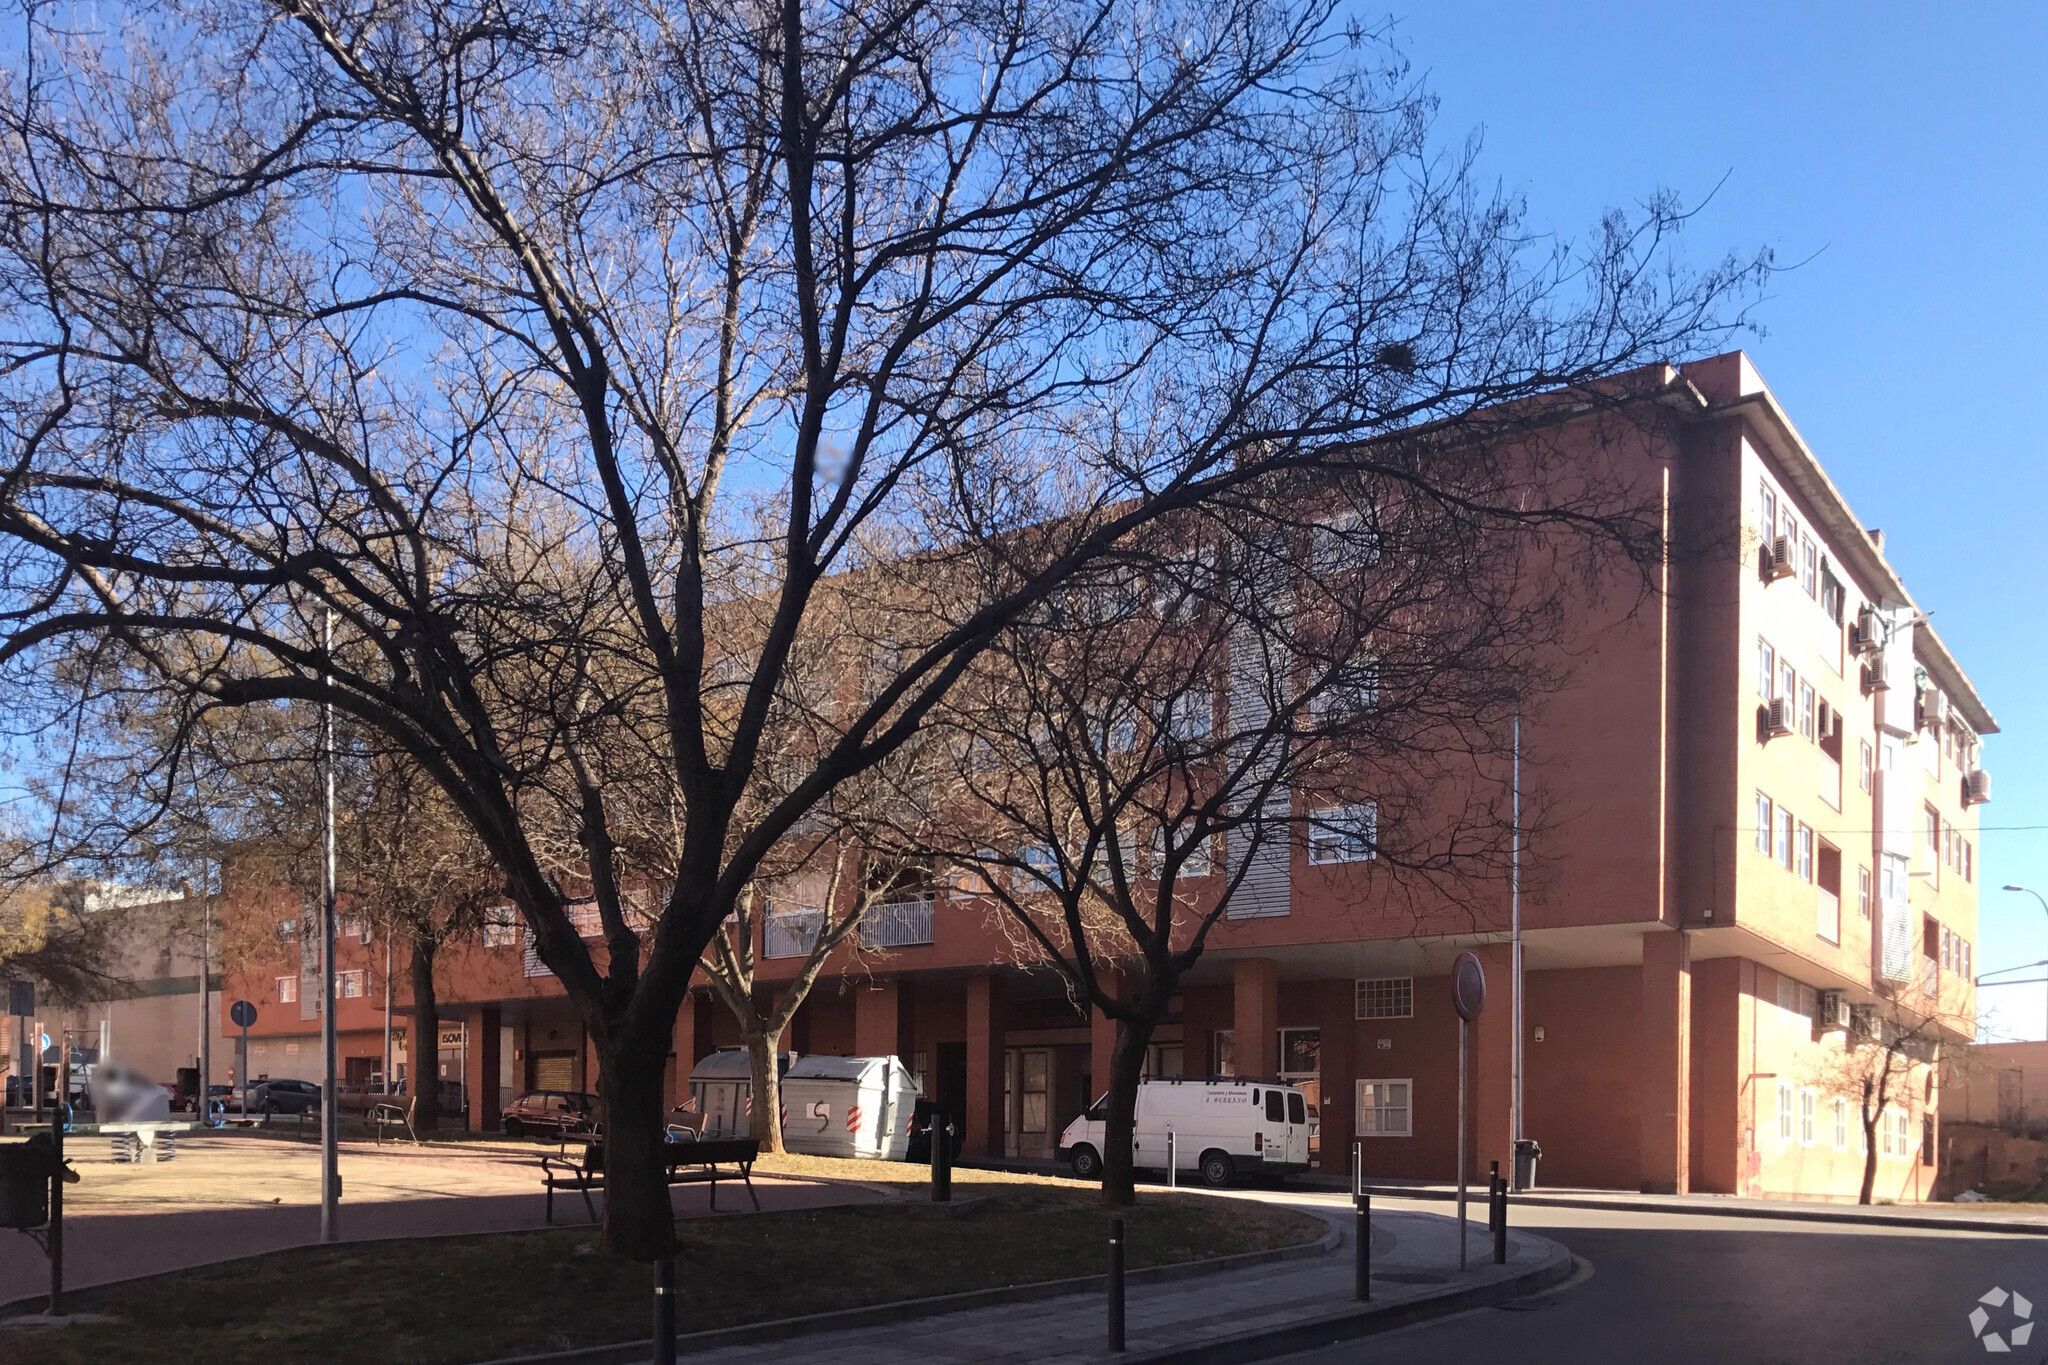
[229,1000,256,1028]
[1451,952,1486,1022]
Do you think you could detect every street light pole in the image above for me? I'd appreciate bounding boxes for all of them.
[319,607,340,1242]
[2001,886,2048,1040]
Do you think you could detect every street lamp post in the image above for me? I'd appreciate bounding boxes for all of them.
[2001,885,2048,1039]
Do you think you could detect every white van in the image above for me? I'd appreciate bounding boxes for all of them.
[1057,1078,1312,1186]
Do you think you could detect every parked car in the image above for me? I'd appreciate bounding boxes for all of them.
[1057,1078,1313,1186]
[501,1090,599,1139]
[251,1078,322,1116]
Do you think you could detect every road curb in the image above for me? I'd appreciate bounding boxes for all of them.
[1355,1184,2048,1237]
[473,1221,1343,1365]
[1118,1242,1577,1365]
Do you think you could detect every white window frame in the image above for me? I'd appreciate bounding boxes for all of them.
[1832,1097,1850,1151]
[1798,682,1816,739]
[1152,825,1213,880]
[1857,866,1871,920]
[1311,661,1381,721]
[1776,808,1794,869]
[276,975,298,1005]
[1355,976,1414,1020]
[1798,1088,1816,1148]
[1356,1078,1412,1137]
[1162,690,1215,744]
[1309,803,1377,865]
[1757,638,1775,699]
[1777,1081,1795,1144]
[482,905,520,949]
[1796,824,1815,883]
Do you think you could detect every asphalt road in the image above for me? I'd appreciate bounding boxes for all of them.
[1278,1197,2048,1365]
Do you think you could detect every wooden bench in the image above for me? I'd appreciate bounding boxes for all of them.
[540,1136,761,1225]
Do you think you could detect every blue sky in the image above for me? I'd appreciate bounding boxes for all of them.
[1376,1,2048,1035]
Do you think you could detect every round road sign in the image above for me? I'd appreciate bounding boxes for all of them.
[229,999,257,1029]
[1451,952,1486,1022]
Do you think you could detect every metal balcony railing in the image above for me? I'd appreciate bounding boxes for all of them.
[861,899,935,949]
[764,907,827,959]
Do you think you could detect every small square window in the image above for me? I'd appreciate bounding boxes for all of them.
[1356,1079,1411,1136]
[1310,804,1377,864]
[1355,977,1414,1020]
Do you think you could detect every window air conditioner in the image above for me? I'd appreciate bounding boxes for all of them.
[1861,658,1890,695]
[1817,990,1851,1031]
[1766,536,1797,582]
[1850,610,1883,656]
[1766,697,1796,738]
[1964,769,1992,806]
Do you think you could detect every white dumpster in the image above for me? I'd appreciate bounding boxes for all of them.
[779,1055,919,1160]
[685,1048,793,1139]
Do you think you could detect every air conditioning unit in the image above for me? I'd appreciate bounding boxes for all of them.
[1817,990,1851,1031]
[1765,697,1796,737]
[1765,535,1797,582]
[1964,769,1992,806]
[1919,688,1949,732]
[1861,658,1890,695]
[1850,609,1883,656]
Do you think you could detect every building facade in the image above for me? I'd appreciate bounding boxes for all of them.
[217,352,1991,1201]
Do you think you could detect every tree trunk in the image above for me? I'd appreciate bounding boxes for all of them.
[1859,1121,1879,1204]
[745,1026,787,1154]
[408,936,441,1133]
[597,1027,678,1260]
[1099,1013,1158,1208]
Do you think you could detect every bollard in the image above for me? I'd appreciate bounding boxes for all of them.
[1488,1161,1501,1239]
[1493,1172,1508,1265]
[1108,1216,1126,1351]
[47,1118,64,1316]
[1354,1193,1371,1301]
[931,1119,953,1203]
[1167,1131,1176,1189]
[652,1257,676,1365]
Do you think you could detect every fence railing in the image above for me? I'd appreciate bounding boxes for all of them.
[764,907,827,959]
[861,899,935,949]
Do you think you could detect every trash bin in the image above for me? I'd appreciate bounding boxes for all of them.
[1512,1137,1542,1192]
[0,1133,63,1229]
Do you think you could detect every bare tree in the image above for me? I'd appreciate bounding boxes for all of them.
[881,456,1608,1203]
[1808,996,1959,1205]
[0,0,1763,1257]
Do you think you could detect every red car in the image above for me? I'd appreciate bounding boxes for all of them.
[501,1090,599,1139]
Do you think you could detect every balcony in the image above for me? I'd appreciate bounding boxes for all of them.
[861,899,935,950]
[1921,956,1940,1000]
[1816,888,1840,944]
[764,906,827,959]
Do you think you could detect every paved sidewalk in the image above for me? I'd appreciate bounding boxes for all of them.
[0,1131,879,1307]
[617,1200,1569,1365]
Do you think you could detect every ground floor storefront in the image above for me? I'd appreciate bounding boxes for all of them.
[421,926,1943,1202]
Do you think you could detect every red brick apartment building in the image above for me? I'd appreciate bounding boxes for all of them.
[220,351,1991,1202]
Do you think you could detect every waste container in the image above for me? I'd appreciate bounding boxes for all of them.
[0,1133,65,1229]
[1512,1137,1542,1192]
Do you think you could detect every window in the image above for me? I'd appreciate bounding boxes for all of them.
[1799,683,1816,740]
[1941,925,1953,972]
[1778,660,1797,703]
[1265,1090,1285,1123]
[482,906,520,949]
[275,918,298,944]
[1309,803,1377,864]
[1356,976,1414,1020]
[1796,824,1814,883]
[1964,840,1974,883]
[1152,826,1212,880]
[1162,690,1214,744]
[1313,511,1382,576]
[276,976,298,1005]
[1860,741,1874,794]
[1755,793,1774,855]
[1357,1079,1412,1136]
[1802,539,1819,598]
[1895,1110,1911,1157]
[1776,807,1795,870]
[1858,866,1871,920]
[1822,573,1845,625]
[1776,972,1797,1014]
[1799,1089,1816,1147]
[1019,844,1063,889]
[1833,1098,1849,1151]
[1778,1082,1795,1144]
[1312,661,1381,721]
[1757,638,1775,699]
[336,970,366,999]
[1212,1030,1236,1076]
[1760,482,1778,544]
[1925,806,1942,885]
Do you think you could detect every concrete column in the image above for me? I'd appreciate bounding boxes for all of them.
[854,979,902,1058]
[1640,929,1692,1194]
[466,1006,503,1132]
[1687,957,1743,1194]
[1232,958,1280,1079]
[965,974,1007,1157]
